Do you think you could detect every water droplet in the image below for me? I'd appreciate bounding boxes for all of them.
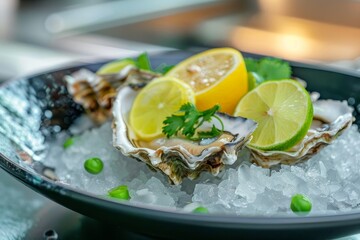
[44,110,53,119]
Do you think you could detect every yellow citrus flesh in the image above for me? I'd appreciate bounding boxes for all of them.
[234,80,313,151]
[166,48,248,114]
[129,77,195,141]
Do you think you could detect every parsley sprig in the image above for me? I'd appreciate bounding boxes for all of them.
[126,52,174,74]
[244,57,292,84]
[162,103,224,141]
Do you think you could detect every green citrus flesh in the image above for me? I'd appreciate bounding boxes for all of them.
[96,59,136,74]
[234,80,313,151]
[247,72,264,91]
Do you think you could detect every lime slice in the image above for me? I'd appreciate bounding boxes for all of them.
[234,80,313,151]
[247,72,264,91]
[129,77,195,140]
[97,59,136,74]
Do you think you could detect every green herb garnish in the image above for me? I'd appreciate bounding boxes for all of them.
[162,103,224,141]
[244,58,259,72]
[136,52,152,71]
[136,52,174,74]
[244,57,291,85]
[154,63,174,74]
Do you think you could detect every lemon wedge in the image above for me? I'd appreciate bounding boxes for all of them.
[129,77,195,140]
[166,48,248,114]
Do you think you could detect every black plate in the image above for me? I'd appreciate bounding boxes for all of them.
[0,51,360,240]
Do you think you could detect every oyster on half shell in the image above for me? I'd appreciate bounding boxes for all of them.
[112,83,257,184]
[65,67,160,124]
[250,96,354,168]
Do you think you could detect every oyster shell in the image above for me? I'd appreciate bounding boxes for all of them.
[250,98,354,168]
[112,84,257,184]
[65,67,160,124]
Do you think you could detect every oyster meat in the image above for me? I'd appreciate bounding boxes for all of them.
[250,97,354,168]
[112,84,257,184]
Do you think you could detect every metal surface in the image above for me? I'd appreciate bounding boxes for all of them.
[0,168,156,240]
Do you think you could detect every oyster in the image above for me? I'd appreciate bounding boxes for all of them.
[65,67,160,124]
[250,98,354,168]
[112,84,257,184]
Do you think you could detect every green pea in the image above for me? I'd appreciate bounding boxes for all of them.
[84,157,104,174]
[291,194,312,215]
[63,137,76,149]
[192,206,209,214]
[108,185,130,200]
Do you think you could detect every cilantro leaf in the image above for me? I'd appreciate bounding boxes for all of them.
[200,105,220,122]
[162,114,185,138]
[244,58,259,72]
[197,125,221,139]
[179,102,196,112]
[244,57,292,84]
[182,112,200,138]
[162,103,223,140]
[132,52,174,74]
[154,63,174,74]
[258,58,291,80]
[176,103,199,138]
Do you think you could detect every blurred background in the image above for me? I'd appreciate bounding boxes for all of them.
[0,0,360,80]
[0,0,360,81]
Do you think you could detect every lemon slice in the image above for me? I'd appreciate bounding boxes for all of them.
[166,48,248,114]
[97,59,136,74]
[129,77,195,140]
[234,80,313,151]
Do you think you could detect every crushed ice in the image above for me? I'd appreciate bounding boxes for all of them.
[46,119,360,216]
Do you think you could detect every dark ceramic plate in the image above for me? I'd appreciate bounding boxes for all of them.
[0,51,360,240]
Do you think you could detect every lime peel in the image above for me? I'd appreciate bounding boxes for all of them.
[235,80,313,151]
[96,58,136,74]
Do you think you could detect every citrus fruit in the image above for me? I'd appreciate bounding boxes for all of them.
[166,48,248,114]
[97,58,136,74]
[247,72,264,91]
[129,77,195,140]
[234,80,313,151]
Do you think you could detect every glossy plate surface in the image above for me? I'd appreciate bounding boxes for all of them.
[0,51,360,240]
